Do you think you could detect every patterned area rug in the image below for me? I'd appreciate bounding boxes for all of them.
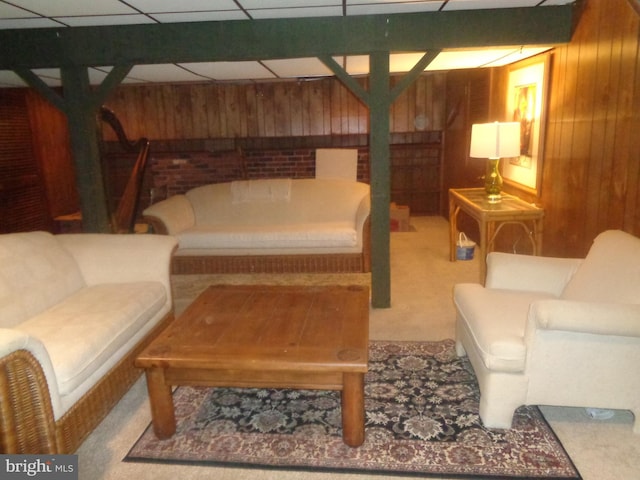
[126,340,581,479]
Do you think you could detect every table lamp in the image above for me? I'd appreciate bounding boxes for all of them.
[469,121,520,203]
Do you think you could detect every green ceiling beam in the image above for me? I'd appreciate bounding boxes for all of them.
[0,6,574,69]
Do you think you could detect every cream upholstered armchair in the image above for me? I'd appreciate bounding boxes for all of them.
[453,229,640,432]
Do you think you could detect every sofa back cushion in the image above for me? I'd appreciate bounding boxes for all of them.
[0,231,86,328]
[561,230,640,304]
[187,178,370,227]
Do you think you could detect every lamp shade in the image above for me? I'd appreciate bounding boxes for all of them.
[469,122,520,159]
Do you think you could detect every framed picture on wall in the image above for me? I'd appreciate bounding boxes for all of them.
[502,53,550,196]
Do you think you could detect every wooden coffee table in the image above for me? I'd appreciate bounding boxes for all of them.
[135,284,370,447]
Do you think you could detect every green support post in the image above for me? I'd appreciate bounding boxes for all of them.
[369,52,392,308]
[61,66,111,233]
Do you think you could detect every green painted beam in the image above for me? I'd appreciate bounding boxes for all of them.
[14,67,65,111]
[60,67,111,233]
[15,64,134,233]
[321,50,442,308]
[369,52,392,308]
[389,50,441,102]
[0,6,574,69]
[319,55,370,106]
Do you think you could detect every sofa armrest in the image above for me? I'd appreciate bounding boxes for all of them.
[142,195,195,235]
[0,329,63,431]
[355,195,371,272]
[529,299,640,338]
[485,252,583,296]
[354,194,371,244]
[56,234,177,295]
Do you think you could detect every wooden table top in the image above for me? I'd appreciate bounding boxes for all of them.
[137,284,370,373]
[449,188,544,219]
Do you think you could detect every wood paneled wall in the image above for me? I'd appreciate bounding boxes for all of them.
[100,73,447,219]
[535,0,640,256]
[102,74,446,142]
[0,90,51,232]
[25,90,78,218]
[445,0,640,258]
[505,0,640,257]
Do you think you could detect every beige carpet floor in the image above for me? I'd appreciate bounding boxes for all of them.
[77,216,640,480]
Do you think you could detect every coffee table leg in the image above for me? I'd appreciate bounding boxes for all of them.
[341,372,365,447]
[144,368,176,439]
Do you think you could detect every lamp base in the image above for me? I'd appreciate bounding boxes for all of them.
[485,158,503,203]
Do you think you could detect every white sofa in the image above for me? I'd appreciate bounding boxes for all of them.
[143,178,371,274]
[0,231,177,453]
[454,230,640,432]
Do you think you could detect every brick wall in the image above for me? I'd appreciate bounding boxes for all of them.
[102,132,438,218]
[147,147,369,200]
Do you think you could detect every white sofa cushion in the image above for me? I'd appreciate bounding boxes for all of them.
[186,178,369,226]
[0,231,86,328]
[561,230,640,304]
[177,222,357,250]
[454,284,555,372]
[17,281,166,396]
[231,178,292,203]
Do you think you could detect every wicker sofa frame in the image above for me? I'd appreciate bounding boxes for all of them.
[145,216,371,275]
[0,311,174,454]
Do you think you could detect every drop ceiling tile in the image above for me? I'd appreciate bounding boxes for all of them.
[424,50,505,70]
[88,68,109,85]
[91,67,149,85]
[0,70,26,87]
[422,47,552,71]
[329,56,349,72]
[482,47,551,66]
[7,0,137,17]
[347,1,442,15]
[346,0,440,3]
[179,62,276,81]
[247,6,343,19]
[58,15,156,27]
[0,17,62,29]
[390,52,438,72]
[126,0,239,13]
[0,2,38,18]
[240,0,344,18]
[151,11,248,23]
[239,0,341,7]
[346,52,453,75]
[32,67,60,77]
[8,68,62,87]
[442,0,539,10]
[344,56,370,75]
[125,64,209,83]
[263,58,333,78]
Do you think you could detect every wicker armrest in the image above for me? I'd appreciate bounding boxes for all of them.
[0,349,57,453]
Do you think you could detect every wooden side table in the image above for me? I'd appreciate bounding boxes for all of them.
[449,188,544,283]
